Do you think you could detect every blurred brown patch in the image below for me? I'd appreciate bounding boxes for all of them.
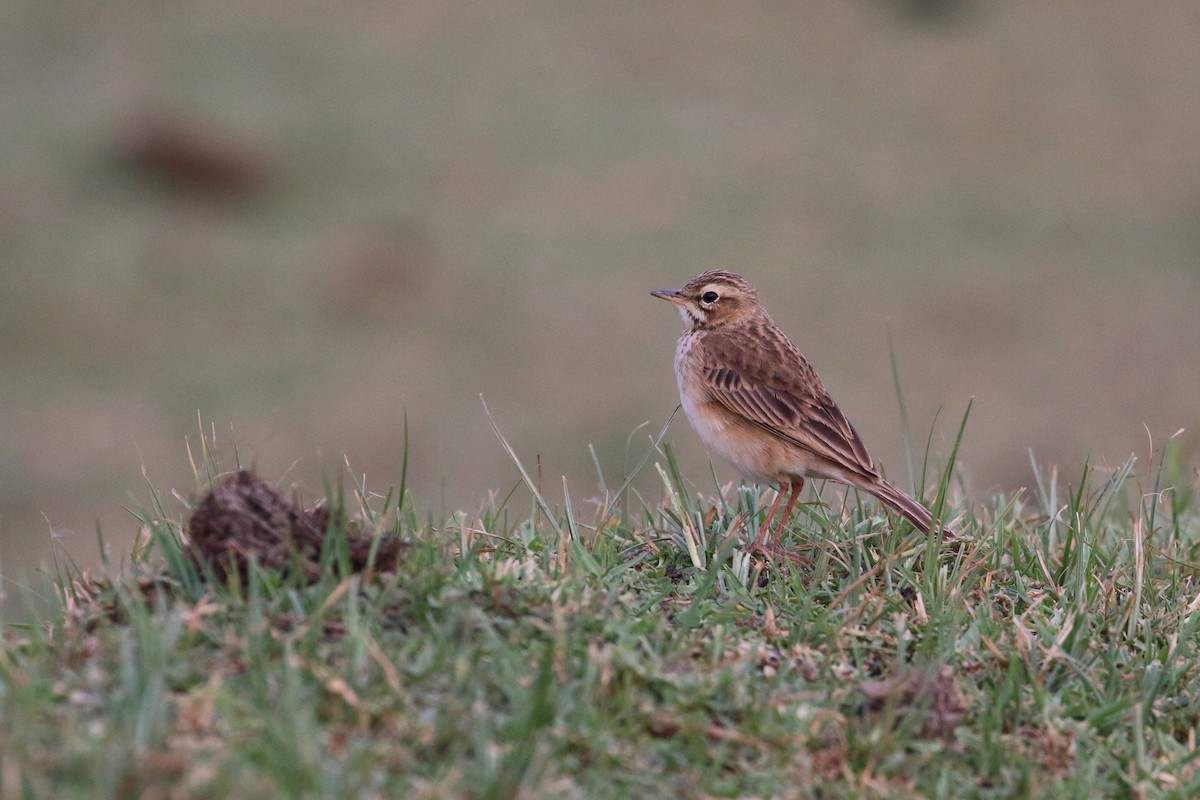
[1015,724,1076,776]
[187,470,404,583]
[117,113,270,197]
[807,715,849,782]
[60,571,180,633]
[327,218,433,316]
[859,665,967,737]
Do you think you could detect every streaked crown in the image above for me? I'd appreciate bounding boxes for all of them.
[651,270,763,329]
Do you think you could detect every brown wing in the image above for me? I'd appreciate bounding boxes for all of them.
[698,326,879,481]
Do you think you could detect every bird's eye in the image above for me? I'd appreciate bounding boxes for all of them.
[701,291,719,304]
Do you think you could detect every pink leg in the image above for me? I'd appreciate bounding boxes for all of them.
[750,479,803,551]
[769,479,804,544]
[750,486,788,551]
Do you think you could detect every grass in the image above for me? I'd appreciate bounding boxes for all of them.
[2,419,1199,799]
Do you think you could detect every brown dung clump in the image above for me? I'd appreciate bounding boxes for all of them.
[187,470,404,583]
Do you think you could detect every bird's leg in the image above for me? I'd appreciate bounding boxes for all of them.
[750,486,789,551]
[750,479,804,551]
[769,479,804,545]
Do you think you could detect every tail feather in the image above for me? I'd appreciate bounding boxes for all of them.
[863,478,954,540]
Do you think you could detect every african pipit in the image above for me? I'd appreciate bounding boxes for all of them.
[652,270,952,549]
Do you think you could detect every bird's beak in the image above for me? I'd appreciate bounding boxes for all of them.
[650,288,686,305]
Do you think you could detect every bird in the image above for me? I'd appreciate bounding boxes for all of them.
[651,269,952,550]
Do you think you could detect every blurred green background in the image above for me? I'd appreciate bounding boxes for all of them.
[3,2,1198,580]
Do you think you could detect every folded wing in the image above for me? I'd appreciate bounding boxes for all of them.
[699,333,879,482]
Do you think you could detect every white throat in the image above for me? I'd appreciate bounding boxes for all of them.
[678,305,704,328]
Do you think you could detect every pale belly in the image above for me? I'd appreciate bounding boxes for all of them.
[676,363,853,486]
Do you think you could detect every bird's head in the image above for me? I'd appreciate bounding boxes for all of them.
[651,270,763,330]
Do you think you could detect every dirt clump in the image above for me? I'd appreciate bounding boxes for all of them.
[187,470,404,583]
